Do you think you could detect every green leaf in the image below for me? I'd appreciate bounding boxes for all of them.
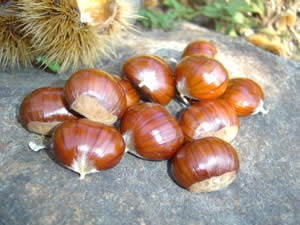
[37,56,60,73]
[138,8,178,30]
[138,0,198,30]
[138,0,262,34]
[226,0,252,11]
[249,0,265,16]
[201,5,222,18]
[232,12,245,24]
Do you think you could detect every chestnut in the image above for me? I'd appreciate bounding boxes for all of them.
[172,137,239,193]
[53,119,125,179]
[221,78,268,116]
[112,75,140,109]
[122,55,174,105]
[120,103,184,160]
[19,87,78,135]
[182,40,217,58]
[64,68,127,125]
[174,55,229,103]
[179,99,239,143]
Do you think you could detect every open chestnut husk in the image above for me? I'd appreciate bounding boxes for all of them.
[179,99,239,143]
[53,119,125,179]
[120,103,184,160]
[122,55,174,105]
[221,78,268,116]
[182,40,217,58]
[64,68,127,125]
[19,87,78,135]
[172,137,239,193]
[174,55,229,103]
[112,75,140,109]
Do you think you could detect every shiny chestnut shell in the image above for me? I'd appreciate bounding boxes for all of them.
[64,68,126,125]
[19,87,78,135]
[222,78,267,116]
[120,103,184,160]
[53,119,125,179]
[182,40,217,58]
[172,137,239,192]
[179,99,239,142]
[122,55,174,105]
[174,55,229,101]
[113,75,140,108]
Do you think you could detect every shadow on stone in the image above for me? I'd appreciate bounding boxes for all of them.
[166,158,175,183]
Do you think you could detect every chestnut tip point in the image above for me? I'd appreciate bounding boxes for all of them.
[252,100,269,115]
[28,141,46,152]
[168,57,178,64]
[179,94,190,105]
[177,78,191,104]
[79,173,87,180]
[174,98,189,108]
[79,172,88,180]
[70,153,98,180]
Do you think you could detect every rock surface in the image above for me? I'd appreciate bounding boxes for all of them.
[0,24,299,225]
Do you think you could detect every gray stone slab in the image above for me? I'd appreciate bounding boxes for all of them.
[0,24,299,225]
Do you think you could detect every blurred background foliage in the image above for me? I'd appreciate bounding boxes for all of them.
[138,0,300,61]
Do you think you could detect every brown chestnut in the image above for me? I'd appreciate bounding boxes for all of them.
[64,68,127,125]
[19,87,78,135]
[122,55,174,105]
[112,75,140,109]
[172,137,239,193]
[120,103,184,160]
[179,99,239,143]
[53,119,125,179]
[222,78,268,116]
[174,55,229,103]
[182,40,217,58]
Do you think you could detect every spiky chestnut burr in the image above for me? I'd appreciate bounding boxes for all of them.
[16,0,136,73]
[0,3,34,69]
[0,0,15,10]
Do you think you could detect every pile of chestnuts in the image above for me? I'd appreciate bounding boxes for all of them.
[19,40,267,192]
